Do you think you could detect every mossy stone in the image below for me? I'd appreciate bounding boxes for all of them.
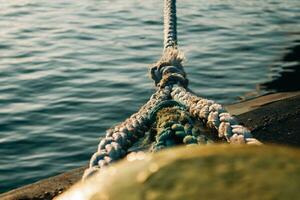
[58,145,300,200]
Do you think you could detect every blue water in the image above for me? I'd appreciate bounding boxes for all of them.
[0,0,299,193]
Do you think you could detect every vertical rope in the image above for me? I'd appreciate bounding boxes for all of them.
[164,0,177,50]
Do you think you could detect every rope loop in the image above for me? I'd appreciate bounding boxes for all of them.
[149,48,188,88]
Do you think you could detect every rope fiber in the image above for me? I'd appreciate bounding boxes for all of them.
[164,0,177,49]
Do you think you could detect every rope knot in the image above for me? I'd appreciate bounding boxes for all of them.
[149,48,188,88]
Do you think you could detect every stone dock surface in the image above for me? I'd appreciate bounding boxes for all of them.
[1,92,299,200]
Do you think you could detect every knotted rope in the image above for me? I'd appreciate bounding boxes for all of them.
[82,0,261,180]
[150,0,187,88]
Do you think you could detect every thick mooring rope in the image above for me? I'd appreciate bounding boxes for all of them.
[171,86,260,144]
[164,0,177,49]
[149,100,212,152]
[82,0,261,180]
[83,87,171,179]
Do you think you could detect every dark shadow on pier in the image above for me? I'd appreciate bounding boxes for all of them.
[261,40,300,92]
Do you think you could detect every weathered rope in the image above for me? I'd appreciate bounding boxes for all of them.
[164,0,177,49]
[149,49,188,88]
[171,86,261,145]
[82,87,171,179]
[149,100,211,152]
[149,0,186,88]
[82,0,261,180]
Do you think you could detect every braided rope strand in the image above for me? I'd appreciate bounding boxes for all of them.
[171,86,261,145]
[82,87,171,179]
[164,0,177,49]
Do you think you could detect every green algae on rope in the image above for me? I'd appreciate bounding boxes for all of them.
[150,105,212,152]
[147,100,186,124]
